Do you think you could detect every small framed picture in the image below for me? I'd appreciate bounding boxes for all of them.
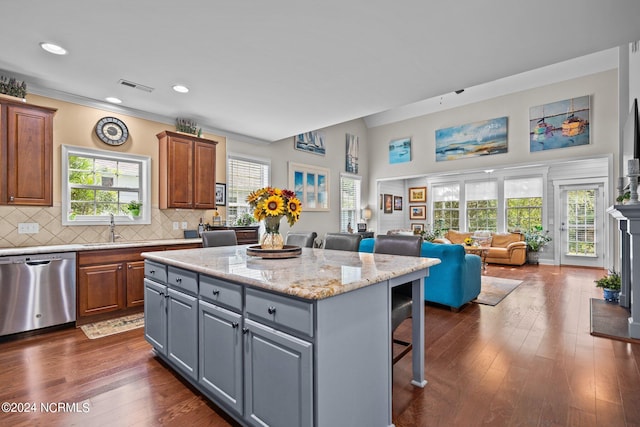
[357,223,367,232]
[383,194,393,213]
[409,205,426,220]
[215,183,226,206]
[409,187,427,203]
[393,196,403,211]
[411,223,424,234]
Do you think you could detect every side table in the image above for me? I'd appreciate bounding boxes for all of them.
[464,245,489,273]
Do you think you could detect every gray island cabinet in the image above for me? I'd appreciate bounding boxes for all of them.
[142,246,440,427]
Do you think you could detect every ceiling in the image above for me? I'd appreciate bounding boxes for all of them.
[1,1,640,143]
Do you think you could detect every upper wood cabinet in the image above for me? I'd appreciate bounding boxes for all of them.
[0,99,56,206]
[157,131,219,209]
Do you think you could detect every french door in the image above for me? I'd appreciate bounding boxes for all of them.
[558,184,605,268]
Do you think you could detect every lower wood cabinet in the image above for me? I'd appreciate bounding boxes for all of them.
[77,243,200,325]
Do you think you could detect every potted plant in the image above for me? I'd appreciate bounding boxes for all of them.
[126,200,142,217]
[595,271,621,302]
[234,212,257,226]
[0,75,27,100]
[524,226,552,264]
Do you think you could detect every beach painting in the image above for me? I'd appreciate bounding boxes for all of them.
[389,137,411,164]
[529,96,590,152]
[289,162,330,211]
[435,117,508,162]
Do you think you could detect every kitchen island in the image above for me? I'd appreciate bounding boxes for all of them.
[142,246,440,427]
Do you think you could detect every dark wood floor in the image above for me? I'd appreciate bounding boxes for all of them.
[1,264,638,426]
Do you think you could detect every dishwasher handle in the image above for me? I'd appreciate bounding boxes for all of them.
[25,260,53,266]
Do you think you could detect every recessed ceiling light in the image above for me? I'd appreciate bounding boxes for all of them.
[105,97,122,104]
[40,42,67,55]
[172,84,189,93]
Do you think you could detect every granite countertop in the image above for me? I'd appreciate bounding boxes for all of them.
[142,246,441,300]
[0,238,203,257]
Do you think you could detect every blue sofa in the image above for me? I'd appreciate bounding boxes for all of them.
[359,238,482,310]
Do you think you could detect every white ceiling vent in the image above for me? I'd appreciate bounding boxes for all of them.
[118,79,154,92]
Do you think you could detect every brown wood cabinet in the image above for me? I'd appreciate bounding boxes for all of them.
[77,243,201,325]
[157,130,219,209]
[0,99,56,206]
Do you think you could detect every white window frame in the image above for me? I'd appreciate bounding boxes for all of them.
[340,173,361,232]
[226,153,271,224]
[61,145,151,226]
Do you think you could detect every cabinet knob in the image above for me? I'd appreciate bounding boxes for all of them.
[242,328,249,334]
[149,270,156,274]
[267,306,276,314]
[176,277,182,283]
[118,265,123,270]
[9,196,14,202]
[231,322,239,329]
[128,264,132,269]
[212,289,220,296]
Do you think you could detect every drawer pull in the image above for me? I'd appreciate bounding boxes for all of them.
[231,322,239,329]
[267,306,277,315]
[176,277,182,283]
[149,270,156,274]
[212,289,220,296]
[242,328,249,334]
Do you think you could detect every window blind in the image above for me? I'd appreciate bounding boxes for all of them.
[466,180,497,200]
[340,175,361,232]
[227,156,270,207]
[432,184,460,201]
[504,177,543,198]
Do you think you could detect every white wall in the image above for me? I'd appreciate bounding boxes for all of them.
[226,118,369,240]
[366,69,620,234]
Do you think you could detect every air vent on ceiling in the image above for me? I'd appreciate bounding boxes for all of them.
[118,79,154,92]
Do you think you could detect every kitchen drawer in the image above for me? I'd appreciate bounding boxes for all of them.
[199,275,242,312]
[245,288,313,337]
[145,260,167,283]
[168,266,198,295]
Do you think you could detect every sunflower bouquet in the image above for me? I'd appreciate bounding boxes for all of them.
[246,187,302,227]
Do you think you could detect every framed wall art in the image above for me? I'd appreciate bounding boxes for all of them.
[345,133,359,173]
[393,195,403,211]
[389,137,411,164]
[294,131,326,156]
[435,116,508,161]
[408,186,427,203]
[383,194,393,213]
[529,95,590,152]
[409,205,426,220]
[411,223,424,234]
[288,162,330,211]
[215,182,226,206]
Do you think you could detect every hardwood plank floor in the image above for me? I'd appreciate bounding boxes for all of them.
[1,264,638,426]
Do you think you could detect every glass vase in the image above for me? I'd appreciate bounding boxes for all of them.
[261,216,284,250]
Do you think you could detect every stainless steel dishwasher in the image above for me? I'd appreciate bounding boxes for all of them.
[0,252,76,336]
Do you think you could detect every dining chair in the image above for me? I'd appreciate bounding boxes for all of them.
[202,230,238,247]
[285,231,318,248]
[323,233,363,251]
[373,234,422,364]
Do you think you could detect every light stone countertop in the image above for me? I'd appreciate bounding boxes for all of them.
[0,238,203,257]
[142,246,441,300]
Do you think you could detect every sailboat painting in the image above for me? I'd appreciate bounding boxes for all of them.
[345,133,359,173]
[529,96,590,152]
[294,131,326,155]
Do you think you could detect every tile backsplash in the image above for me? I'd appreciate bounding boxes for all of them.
[0,204,210,248]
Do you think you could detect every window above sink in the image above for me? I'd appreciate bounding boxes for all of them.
[61,145,151,226]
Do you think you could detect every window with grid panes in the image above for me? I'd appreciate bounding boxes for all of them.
[62,145,150,225]
[227,156,270,224]
[340,174,361,232]
[505,177,543,232]
[432,184,459,231]
[466,180,497,232]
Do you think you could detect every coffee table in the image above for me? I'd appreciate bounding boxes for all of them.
[464,245,489,272]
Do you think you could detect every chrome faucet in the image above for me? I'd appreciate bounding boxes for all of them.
[109,213,122,243]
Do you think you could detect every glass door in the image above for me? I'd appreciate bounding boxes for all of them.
[559,185,604,268]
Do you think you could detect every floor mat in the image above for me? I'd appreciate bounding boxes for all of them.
[590,298,640,344]
[80,313,145,339]
[473,276,523,306]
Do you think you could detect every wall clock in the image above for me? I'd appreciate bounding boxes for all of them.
[95,117,129,146]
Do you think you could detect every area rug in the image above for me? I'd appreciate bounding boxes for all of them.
[473,276,523,306]
[81,313,145,339]
[590,298,640,344]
